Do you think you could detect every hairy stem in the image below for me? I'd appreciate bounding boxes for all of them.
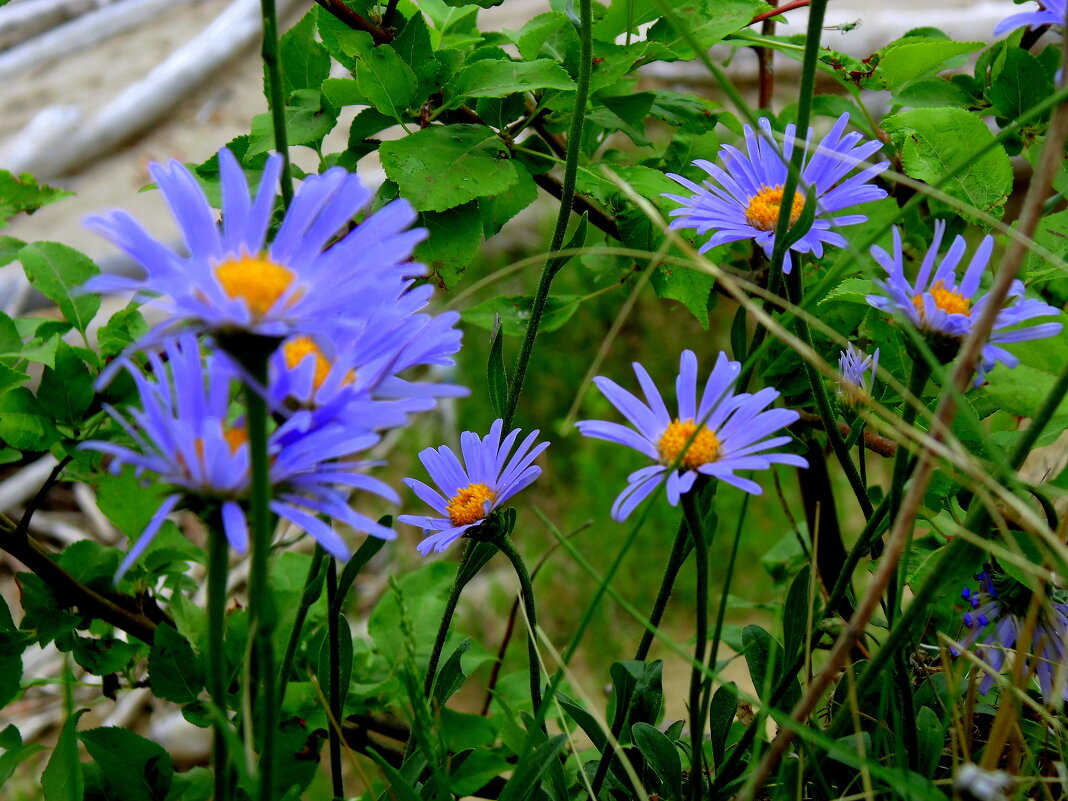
[259,0,293,206]
[496,534,544,719]
[207,520,231,801]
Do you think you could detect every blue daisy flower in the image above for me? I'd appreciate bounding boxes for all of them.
[995,0,1066,35]
[575,350,808,521]
[664,113,888,273]
[954,562,1068,705]
[837,342,880,408]
[83,147,429,348]
[865,221,1063,384]
[82,334,398,580]
[398,419,549,555]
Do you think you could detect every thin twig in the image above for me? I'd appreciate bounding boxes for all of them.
[313,0,392,44]
[750,0,809,26]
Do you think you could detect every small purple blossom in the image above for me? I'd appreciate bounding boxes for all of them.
[575,350,808,521]
[866,221,1063,384]
[995,0,1066,35]
[398,419,549,555]
[663,114,888,273]
[837,343,879,407]
[954,563,1068,706]
[82,335,397,579]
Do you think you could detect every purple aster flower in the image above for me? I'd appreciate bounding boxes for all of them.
[575,350,808,521]
[954,562,1068,706]
[995,0,1066,35]
[83,147,430,349]
[398,419,549,555]
[837,343,880,408]
[866,221,1063,384]
[82,334,398,580]
[663,114,889,273]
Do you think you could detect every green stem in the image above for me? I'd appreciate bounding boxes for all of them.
[590,517,692,797]
[277,546,327,704]
[423,544,477,700]
[207,516,231,801]
[682,489,709,801]
[259,0,293,207]
[242,351,276,801]
[500,0,592,431]
[326,558,344,801]
[787,267,873,518]
[496,534,544,719]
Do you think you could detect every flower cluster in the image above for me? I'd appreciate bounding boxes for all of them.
[84,149,466,575]
[953,562,1068,706]
[866,222,1062,383]
[664,114,888,273]
[576,350,808,520]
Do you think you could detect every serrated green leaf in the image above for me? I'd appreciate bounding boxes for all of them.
[647,0,761,58]
[247,92,337,158]
[0,387,61,451]
[149,625,205,705]
[445,59,575,106]
[881,107,1013,224]
[873,39,983,91]
[464,294,583,336]
[393,10,434,74]
[80,727,173,801]
[279,9,330,97]
[819,277,877,306]
[0,235,25,266]
[350,33,417,121]
[18,242,100,336]
[988,47,1054,123]
[42,710,85,801]
[650,265,714,328]
[415,201,484,288]
[320,77,366,109]
[94,466,174,539]
[38,342,94,425]
[0,171,72,227]
[380,124,518,212]
[97,306,148,360]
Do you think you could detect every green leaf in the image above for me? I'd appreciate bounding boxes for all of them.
[647,0,761,58]
[393,10,435,74]
[648,89,720,133]
[380,124,519,212]
[873,39,983,91]
[478,164,538,238]
[0,171,72,226]
[0,596,24,709]
[97,306,149,360]
[0,725,45,786]
[0,235,25,266]
[915,706,944,779]
[0,387,61,451]
[247,91,337,157]
[149,625,205,705]
[487,314,509,418]
[365,748,423,801]
[279,9,330,96]
[348,33,417,121]
[368,561,454,663]
[334,533,388,611]
[988,47,1054,123]
[42,710,85,801]
[708,681,737,767]
[819,277,877,306]
[441,0,501,8]
[496,734,567,801]
[71,635,142,676]
[782,565,811,664]
[631,722,682,798]
[80,727,174,801]
[742,624,801,713]
[650,265,714,328]
[433,638,472,704]
[415,201,484,288]
[444,59,576,106]
[318,613,354,713]
[164,767,213,801]
[463,294,583,336]
[881,107,1013,223]
[38,342,94,425]
[448,749,513,796]
[94,466,174,539]
[18,242,101,336]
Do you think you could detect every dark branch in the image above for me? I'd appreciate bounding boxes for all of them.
[794,410,898,458]
[313,0,392,45]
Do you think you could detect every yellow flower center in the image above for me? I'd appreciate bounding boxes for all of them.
[283,336,336,391]
[912,281,971,318]
[186,427,248,475]
[658,418,721,470]
[744,184,805,231]
[214,253,298,318]
[446,483,497,527]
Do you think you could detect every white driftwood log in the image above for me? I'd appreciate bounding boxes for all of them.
[0,0,193,83]
[2,0,301,178]
[0,0,115,51]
